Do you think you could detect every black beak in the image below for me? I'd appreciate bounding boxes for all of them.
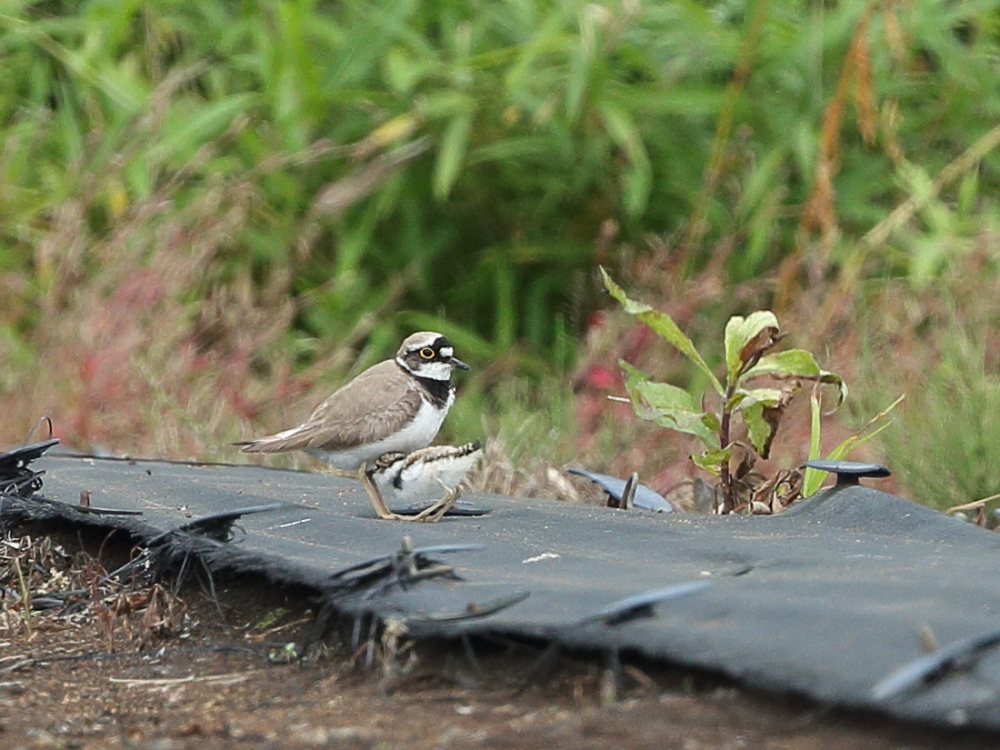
[451,357,471,371]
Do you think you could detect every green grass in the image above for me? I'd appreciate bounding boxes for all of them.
[867,330,1000,510]
[2,1,1000,505]
[853,262,1000,510]
[3,0,1000,365]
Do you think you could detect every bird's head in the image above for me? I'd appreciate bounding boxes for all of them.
[396,332,470,381]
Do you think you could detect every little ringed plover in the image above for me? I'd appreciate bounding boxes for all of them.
[236,331,470,521]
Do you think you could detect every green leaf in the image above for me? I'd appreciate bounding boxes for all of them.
[418,91,476,119]
[742,349,848,404]
[597,102,652,217]
[433,111,472,200]
[692,447,732,476]
[601,268,723,394]
[825,394,905,463]
[742,401,775,457]
[620,361,718,448]
[742,349,821,378]
[728,386,783,411]
[733,387,790,459]
[827,422,893,461]
[802,392,824,496]
[504,9,567,97]
[724,311,779,384]
[565,44,590,123]
[156,94,256,163]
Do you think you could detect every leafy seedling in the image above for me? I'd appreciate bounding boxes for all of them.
[602,268,845,513]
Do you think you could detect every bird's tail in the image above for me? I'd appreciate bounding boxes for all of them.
[232,426,308,453]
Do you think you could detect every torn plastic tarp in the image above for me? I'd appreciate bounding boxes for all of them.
[4,453,1000,731]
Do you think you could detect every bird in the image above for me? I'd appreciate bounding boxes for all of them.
[366,441,483,521]
[235,331,470,521]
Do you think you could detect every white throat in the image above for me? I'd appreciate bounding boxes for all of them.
[397,357,453,381]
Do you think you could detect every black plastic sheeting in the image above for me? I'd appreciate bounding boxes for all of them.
[4,453,1000,731]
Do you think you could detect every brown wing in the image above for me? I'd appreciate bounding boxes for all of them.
[240,360,424,454]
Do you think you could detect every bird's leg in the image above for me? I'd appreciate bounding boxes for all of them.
[359,464,458,522]
[408,481,461,523]
[359,462,399,520]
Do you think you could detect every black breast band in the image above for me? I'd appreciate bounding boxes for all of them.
[417,377,453,409]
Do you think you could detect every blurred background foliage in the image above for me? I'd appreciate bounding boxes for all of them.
[1,0,999,507]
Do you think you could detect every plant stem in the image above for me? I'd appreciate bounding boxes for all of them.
[13,557,33,638]
[719,381,736,513]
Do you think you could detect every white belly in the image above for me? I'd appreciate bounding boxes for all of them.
[307,397,448,471]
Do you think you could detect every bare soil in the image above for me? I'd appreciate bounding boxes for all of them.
[1,528,996,750]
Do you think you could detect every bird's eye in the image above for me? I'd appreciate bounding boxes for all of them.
[419,347,435,359]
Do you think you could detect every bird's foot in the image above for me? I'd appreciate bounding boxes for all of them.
[329,468,360,480]
[406,486,461,523]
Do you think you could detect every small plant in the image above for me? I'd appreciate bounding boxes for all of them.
[601,268,845,513]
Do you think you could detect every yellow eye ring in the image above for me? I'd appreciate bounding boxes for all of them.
[419,347,435,359]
